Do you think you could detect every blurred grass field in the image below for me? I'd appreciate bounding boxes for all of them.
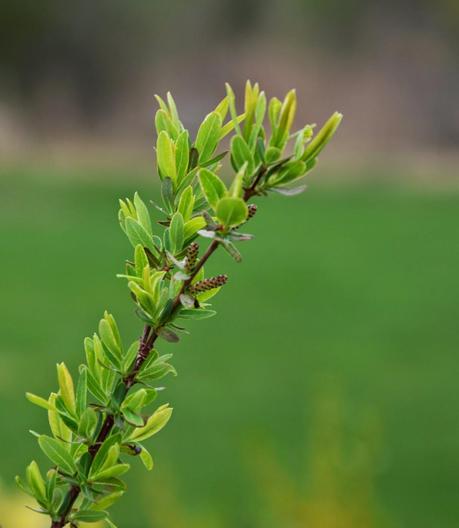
[0,166,458,528]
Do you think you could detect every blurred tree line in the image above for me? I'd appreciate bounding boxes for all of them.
[1,0,458,149]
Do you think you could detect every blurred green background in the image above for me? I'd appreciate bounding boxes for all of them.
[0,1,458,527]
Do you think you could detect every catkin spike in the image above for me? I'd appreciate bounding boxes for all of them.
[189,274,228,294]
[185,242,199,273]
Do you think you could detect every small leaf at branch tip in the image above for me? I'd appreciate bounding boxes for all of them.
[26,392,52,410]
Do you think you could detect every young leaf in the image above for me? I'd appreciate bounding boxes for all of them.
[195,112,222,163]
[175,130,190,183]
[184,216,206,241]
[128,404,173,442]
[215,197,248,228]
[156,130,176,181]
[78,407,98,439]
[302,111,343,163]
[125,217,155,253]
[177,185,194,221]
[38,436,76,475]
[198,168,227,210]
[26,393,52,411]
[72,510,108,522]
[134,245,149,277]
[48,393,72,443]
[155,109,179,139]
[133,192,152,236]
[178,308,217,320]
[75,366,87,417]
[91,491,124,511]
[139,446,154,471]
[122,340,139,373]
[231,135,254,174]
[56,363,76,415]
[26,461,47,504]
[169,212,184,254]
[91,435,122,477]
[91,463,130,482]
[99,317,121,360]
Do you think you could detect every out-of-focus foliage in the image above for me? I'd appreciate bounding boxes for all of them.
[250,391,392,528]
[144,390,393,528]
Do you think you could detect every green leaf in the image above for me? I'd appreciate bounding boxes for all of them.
[139,446,154,471]
[269,160,306,187]
[91,435,121,477]
[26,460,47,504]
[273,89,296,148]
[99,318,121,361]
[155,108,179,139]
[219,112,246,140]
[122,388,147,413]
[229,164,246,198]
[38,436,76,475]
[137,362,177,382]
[122,340,139,374]
[48,393,72,442]
[128,404,173,442]
[72,510,108,522]
[169,212,184,254]
[125,217,154,253]
[156,130,176,181]
[134,245,149,277]
[161,177,175,213]
[231,136,254,174]
[302,111,343,163]
[91,463,130,482]
[76,366,87,417]
[26,392,52,410]
[195,112,222,163]
[167,92,181,127]
[184,216,206,241]
[175,130,190,183]
[56,362,76,415]
[78,407,98,439]
[54,394,79,433]
[128,281,157,317]
[268,97,282,131]
[265,146,281,164]
[214,95,229,120]
[87,369,108,403]
[133,192,152,236]
[225,83,242,136]
[178,308,217,320]
[122,408,145,427]
[177,185,194,221]
[91,491,124,511]
[198,168,227,209]
[216,197,248,228]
